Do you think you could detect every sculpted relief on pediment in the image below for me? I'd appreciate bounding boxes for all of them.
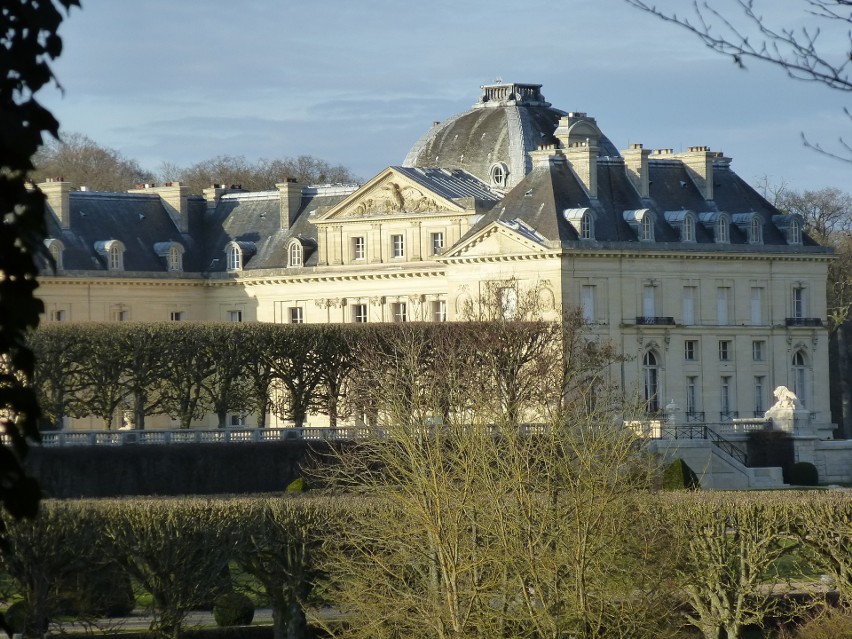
[344,181,444,218]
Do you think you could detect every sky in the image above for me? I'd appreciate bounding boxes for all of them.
[39,0,851,193]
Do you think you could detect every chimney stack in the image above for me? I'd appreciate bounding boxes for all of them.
[622,143,651,198]
[128,182,190,232]
[275,178,302,230]
[676,146,714,201]
[564,141,598,199]
[39,178,73,229]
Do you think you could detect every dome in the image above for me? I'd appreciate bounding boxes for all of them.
[403,82,621,190]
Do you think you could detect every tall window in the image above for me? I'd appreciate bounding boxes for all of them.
[227,245,242,271]
[47,241,63,270]
[792,286,806,319]
[581,285,595,323]
[754,376,765,415]
[168,245,182,272]
[716,287,730,325]
[352,236,366,261]
[721,376,733,417]
[430,232,444,256]
[641,214,654,241]
[288,242,303,268]
[789,219,802,244]
[289,307,304,324]
[392,302,407,323]
[682,286,696,325]
[391,234,405,258]
[752,340,765,361]
[683,216,695,242]
[432,300,447,322]
[793,351,807,407]
[352,304,368,323]
[716,217,729,243]
[580,213,592,240]
[643,351,660,413]
[750,217,763,244]
[686,376,699,415]
[642,285,656,319]
[750,287,763,325]
[109,244,123,271]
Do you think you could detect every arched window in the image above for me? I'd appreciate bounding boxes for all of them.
[44,239,64,271]
[789,219,802,245]
[288,241,303,268]
[490,162,508,188]
[683,216,695,242]
[750,217,763,244]
[108,243,123,270]
[168,245,183,272]
[641,214,654,241]
[716,217,729,243]
[227,244,242,271]
[580,212,592,240]
[643,351,660,413]
[792,350,808,407]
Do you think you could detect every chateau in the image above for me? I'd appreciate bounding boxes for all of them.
[36,82,833,436]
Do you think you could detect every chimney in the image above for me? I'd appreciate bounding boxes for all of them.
[528,145,566,169]
[564,141,598,199]
[275,178,302,230]
[128,182,190,232]
[676,146,714,200]
[622,143,651,198]
[202,184,227,211]
[39,178,73,229]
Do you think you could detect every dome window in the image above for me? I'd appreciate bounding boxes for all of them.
[489,163,509,188]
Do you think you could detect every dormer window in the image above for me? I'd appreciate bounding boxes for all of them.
[771,214,804,246]
[716,217,729,243]
[564,208,595,240]
[489,162,509,188]
[623,209,655,242]
[168,245,182,271]
[698,212,731,244]
[288,240,303,268]
[683,216,695,242]
[94,240,126,271]
[44,238,64,271]
[155,241,185,272]
[789,219,802,244]
[664,210,697,243]
[751,217,762,244]
[732,213,763,245]
[227,243,242,271]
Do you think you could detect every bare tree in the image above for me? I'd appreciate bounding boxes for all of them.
[622,0,852,161]
[31,132,154,192]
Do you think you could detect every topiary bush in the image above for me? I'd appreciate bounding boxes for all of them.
[788,461,819,486]
[661,458,700,490]
[213,592,254,627]
[286,477,305,493]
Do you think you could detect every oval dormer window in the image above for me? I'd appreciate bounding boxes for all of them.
[490,162,509,188]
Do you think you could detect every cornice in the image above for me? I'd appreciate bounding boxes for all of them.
[39,276,205,288]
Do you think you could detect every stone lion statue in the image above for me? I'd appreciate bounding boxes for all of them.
[772,385,803,410]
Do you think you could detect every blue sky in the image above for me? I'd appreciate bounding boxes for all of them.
[40,0,850,193]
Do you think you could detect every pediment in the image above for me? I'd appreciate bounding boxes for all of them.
[444,221,550,259]
[316,168,465,222]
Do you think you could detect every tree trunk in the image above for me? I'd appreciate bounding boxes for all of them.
[134,390,146,430]
[217,408,227,429]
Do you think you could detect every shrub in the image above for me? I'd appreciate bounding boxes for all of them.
[788,462,819,486]
[661,458,700,490]
[780,605,852,639]
[4,600,28,635]
[286,477,305,493]
[213,592,254,627]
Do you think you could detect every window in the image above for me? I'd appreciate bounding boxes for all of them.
[721,376,733,417]
[682,286,696,325]
[391,234,405,258]
[716,217,729,243]
[170,311,185,321]
[499,287,517,320]
[752,340,765,362]
[431,300,447,322]
[750,217,763,244]
[109,244,123,271]
[289,307,304,324]
[683,216,695,242]
[352,236,366,261]
[230,411,247,427]
[490,162,508,187]
[112,309,128,322]
[789,219,802,244]
[754,376,765,415]
[719,340,732,361]
[392,302,407,323]
[227,310,243,322]
[793,350,807,407]
[643,351,660,413]
[684,340,698,361]
[227,245,242,271]
[168,245,183,272]
[641,214,654,241]
[716,287,730,325]
[288,242,303,268]
[430,232,445,256]
[642,284,656,319]
[46,239,64,270]
[581,285,595,323]
[580,213,593,240]
[686,376,699,414]
[352,304,368,323]
[792,286,806,319]
[50,309,66,322]
[750,287,763,325]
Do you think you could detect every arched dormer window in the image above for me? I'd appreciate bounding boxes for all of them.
[563,208,595,240]
[732,212,763,245]
[716,217,729,243]
[94,240,126,271]
[44,238,64,271]
[288,240,303,268]
[698,212,731,244]
[664,210,697,243]
[227,243,242,271]
[771,213,804,246]
[489,162,509,188]
[623,209,655,242]
[154,241,185,272]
